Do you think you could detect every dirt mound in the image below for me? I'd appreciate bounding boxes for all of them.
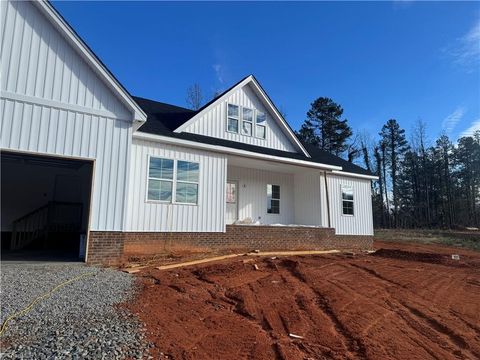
[126,243,480,360]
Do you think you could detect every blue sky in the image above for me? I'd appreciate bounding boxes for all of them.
[53,1,479,144]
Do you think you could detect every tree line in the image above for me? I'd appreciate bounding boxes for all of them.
[296,97,480,230]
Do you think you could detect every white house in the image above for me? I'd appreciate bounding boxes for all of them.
[1,0,376,265]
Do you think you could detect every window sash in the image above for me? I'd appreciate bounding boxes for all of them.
[256,124,266,139]
[341,186,354,215]
[267,184,280,214]
[227,117,239,133]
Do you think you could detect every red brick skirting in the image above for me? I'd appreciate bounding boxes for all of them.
[87,225,373,266]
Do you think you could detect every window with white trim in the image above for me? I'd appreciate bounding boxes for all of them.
[227,104,239,133]
[147,157,199,204]
[341,186,354,215]
[242,107,253,136]
[267,184,280,214]
[147,158,174,201]
[176,160,199,204]
[255,111,266,139]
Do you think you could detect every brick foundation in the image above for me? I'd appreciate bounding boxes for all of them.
[87,225,374,266]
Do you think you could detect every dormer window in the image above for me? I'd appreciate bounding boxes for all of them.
[255,111,266,139]
[242,108,253,136]
[227,104,239,133]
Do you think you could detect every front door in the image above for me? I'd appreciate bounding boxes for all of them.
[226,181,238,224]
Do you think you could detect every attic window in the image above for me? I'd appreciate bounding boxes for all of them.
[227,104,239,133]
[242,108,253,136]
[255,112,266,139]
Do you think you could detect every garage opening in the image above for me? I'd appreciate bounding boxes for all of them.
[1,151,93,261]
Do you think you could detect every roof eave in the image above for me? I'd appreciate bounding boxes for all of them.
[35,0,147,123]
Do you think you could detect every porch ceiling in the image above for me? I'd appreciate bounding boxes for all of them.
[227,154,321,174]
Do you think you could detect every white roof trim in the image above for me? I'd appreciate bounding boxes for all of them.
[331,170,378,180]
[134,132,342,171]
[173,75,311,158]
[34,0,147,123]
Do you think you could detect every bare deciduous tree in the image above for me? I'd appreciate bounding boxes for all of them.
[186,84,204,110]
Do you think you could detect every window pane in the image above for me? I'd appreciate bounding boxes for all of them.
[228,104,239,117]
[177,161,199,182]
[342,187,353,201]
[226,183,236,203]
[148,179,172,201]
[267,184,280,214]
[256,125,266,139]
[149,158,173,180]
[176,182,198,204]
[242,121,252,136]
[256,112,266,124]
[243,108,253,122]
[228,118,239,132]
[343,201,354,215]
[272,185,280,199]
[268,199,280,214]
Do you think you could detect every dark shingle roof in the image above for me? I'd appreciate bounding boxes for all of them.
[133,96,373,176]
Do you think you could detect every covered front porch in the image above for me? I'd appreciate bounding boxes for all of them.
[225,154,331,228]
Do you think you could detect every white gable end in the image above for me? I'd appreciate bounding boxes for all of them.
[1,0,132,120]
[183,83,298,153]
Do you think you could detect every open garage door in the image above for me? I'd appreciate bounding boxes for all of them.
[1,151,93,261]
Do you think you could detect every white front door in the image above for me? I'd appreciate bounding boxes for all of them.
[226,181,238,224]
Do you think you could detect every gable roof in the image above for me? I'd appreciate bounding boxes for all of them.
[35,1,147,123]
[134,96,373,177]
[173,75,311,157]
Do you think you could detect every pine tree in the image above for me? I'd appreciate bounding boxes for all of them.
[297,97,352,157]
[379,119,409,227]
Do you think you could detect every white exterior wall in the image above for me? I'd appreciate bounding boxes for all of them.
[324,174,374,235]
[184,84,297,152]
[294,171,323,226]
[126,138,227,232]
[1,0,134,231]
[227,165,295,224]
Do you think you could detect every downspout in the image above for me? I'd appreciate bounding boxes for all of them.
[323,171,331,228]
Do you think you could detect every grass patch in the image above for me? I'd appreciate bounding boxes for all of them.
[375,229,480,252]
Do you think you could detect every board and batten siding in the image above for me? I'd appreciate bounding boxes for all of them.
[293,171,323,226]
[126,138,227,232]
[1,0,134,231]
[324,174,374,236]
[183,84,297,153]
[227,165,295,225]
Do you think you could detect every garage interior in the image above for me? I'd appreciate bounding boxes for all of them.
[1,151,93,261]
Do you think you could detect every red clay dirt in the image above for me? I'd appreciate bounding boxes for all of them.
[126,241,480,360]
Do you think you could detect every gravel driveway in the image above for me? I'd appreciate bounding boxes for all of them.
[0,262,151,359]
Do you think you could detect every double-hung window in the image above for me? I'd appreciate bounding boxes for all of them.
[267,184,280,214]
[176,160,199,204]
[255,111,266,139]
[147,157,199,204]
[227,104,239,133]
[341,186,354,215]
[242,107,253,136]
[147,158,174,202]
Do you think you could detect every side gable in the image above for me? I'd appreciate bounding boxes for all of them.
[0,0,146,124]
[175,76,310,156]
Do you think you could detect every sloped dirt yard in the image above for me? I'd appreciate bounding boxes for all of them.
[127,241,480,360]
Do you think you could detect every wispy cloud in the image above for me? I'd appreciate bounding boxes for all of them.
[459,119,480,138]
[443,19,480,72]
[442,106,465,134]
[212,64,224,84]
[393,0,415,10]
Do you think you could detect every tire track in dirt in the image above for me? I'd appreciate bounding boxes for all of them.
[279,259,368,359]
[347,261,479,359]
